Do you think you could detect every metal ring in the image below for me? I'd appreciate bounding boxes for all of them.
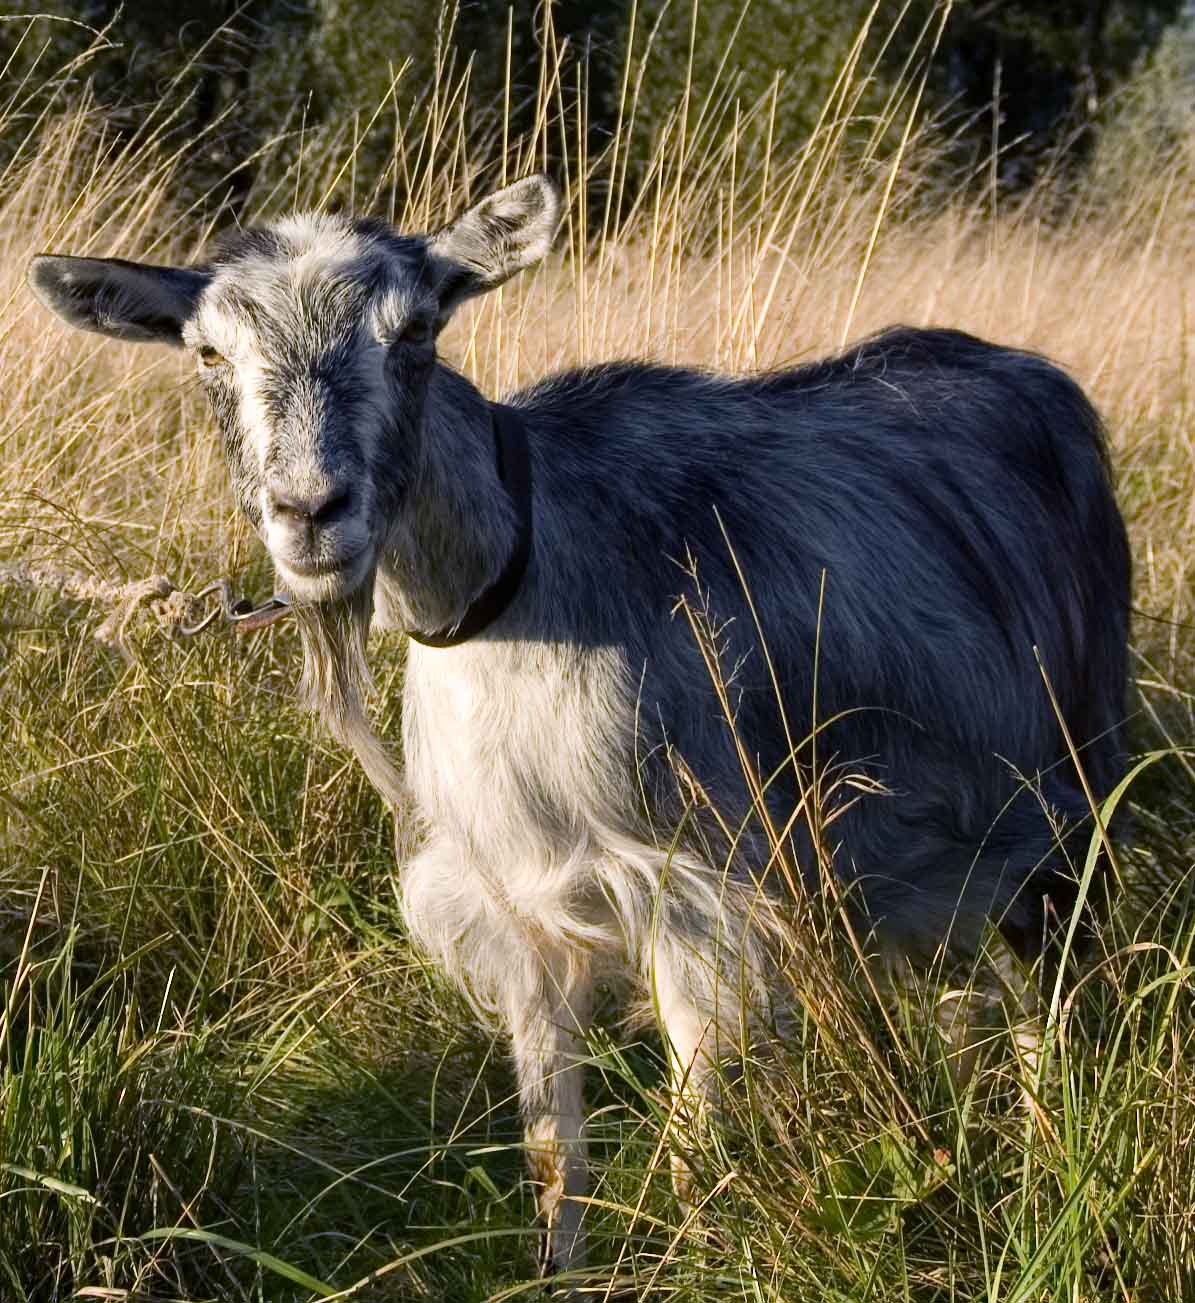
[177,579,232,636]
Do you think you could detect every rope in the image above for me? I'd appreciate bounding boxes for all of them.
[0,561,205,662]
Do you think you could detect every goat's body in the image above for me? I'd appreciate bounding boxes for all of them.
[386,327,1129,1271]
[31,187,1131,1282]
[394,328,1128,1006]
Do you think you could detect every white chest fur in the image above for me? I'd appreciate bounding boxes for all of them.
[401,640,637,858]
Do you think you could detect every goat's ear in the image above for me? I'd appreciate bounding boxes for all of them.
[427,174,561,317]
[28,255,209,346]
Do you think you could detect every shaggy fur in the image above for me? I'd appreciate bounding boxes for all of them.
[29,175,1132,1278]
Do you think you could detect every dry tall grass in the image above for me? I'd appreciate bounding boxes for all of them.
[3,8,1195,1301]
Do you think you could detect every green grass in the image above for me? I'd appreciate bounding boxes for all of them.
[6,7,1195,1300]
[5,342,1195,1303]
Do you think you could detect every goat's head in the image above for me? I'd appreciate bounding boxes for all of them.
[28,175,561,606]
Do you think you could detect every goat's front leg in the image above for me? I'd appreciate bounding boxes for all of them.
[506,951,592,1280]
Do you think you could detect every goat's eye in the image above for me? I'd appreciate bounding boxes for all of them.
[199,345,227,369]
[397,318,431,347]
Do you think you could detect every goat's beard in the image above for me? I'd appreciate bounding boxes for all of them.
[291,577,409,811]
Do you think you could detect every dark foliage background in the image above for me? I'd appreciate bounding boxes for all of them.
[0,1,1187,218]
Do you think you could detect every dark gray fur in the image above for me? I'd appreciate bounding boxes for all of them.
[504,332,1129,954]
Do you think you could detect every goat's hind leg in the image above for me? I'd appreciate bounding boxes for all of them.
[506,950,592,1280]
[650,937,732,1209]
[991,934,1044,1102]
[929,935,1042,1100]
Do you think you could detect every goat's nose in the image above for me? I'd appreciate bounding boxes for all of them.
[267,479,352,529]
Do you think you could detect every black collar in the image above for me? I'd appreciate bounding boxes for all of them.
[406,404,534,648]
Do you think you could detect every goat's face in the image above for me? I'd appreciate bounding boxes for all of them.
[28,176,561,605]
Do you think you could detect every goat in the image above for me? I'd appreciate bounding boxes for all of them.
[29,174,1131,1279]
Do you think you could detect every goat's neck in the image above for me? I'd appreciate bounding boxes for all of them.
[376,366,520,636]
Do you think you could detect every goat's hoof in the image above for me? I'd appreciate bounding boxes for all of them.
[535,1231,571,1290]
[534,1237,590,1300]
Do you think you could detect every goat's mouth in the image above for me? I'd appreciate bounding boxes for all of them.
[273,546,376,605]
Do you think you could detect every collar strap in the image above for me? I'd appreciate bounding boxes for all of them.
[406,404,534,648]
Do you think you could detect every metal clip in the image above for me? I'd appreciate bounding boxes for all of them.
[228,593,292,634]
[177,579,292,636]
